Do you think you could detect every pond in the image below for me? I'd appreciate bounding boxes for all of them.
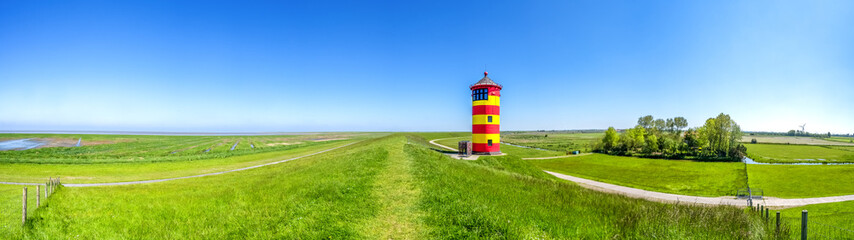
[0,139,45,151]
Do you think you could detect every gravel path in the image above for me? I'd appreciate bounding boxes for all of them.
[522,153,592,160]
[0,142,359,187]
[546,171,854,207]
[428,138,458,151]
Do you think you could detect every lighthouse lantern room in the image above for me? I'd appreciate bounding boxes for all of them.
[470,72,502,155]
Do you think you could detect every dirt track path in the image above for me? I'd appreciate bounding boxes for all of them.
[521,153,592,160]
[546,171,854,208]
[0,142,359,187]
[428,138,457,151]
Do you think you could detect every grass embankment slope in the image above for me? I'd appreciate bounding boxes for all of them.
[747,143,854,163]
[434,136,565,158]
[1,134,775,238]
[0,133,382,183]
[530,153,747,197]
[0,133,373,164]
[0,138,368,184]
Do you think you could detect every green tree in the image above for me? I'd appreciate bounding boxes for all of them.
[665,118,675,133]
[638,115,654,130]
[661,137,678,155]
[601,127,619,152]
[653,119,666,134]
[698,113,743,159]
[683,129,706,152]
[619,126,646,152]
[627,125,647,151]
[673,117,688,134]
[644,134,659,153]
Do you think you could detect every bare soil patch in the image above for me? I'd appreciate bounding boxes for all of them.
[311,138,348,142]
[266,142,302,146]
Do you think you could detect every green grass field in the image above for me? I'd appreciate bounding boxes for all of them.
[502,132,603,153]
[0,133,369,164]
[0,140,359,183]
[527,152,853,199]
[431,133,853,200]
[434,136,566,158]
[0,134,780,238]
[0,133,381,184]
[746,143,854,163]
[746,164,854,198]
[824,136,854,144]
[778,201,854,239]
[529,153,747,197]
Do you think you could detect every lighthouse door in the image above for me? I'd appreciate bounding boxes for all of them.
[487,139,493,146]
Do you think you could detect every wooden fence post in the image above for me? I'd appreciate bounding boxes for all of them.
[801,210,808,240]
[36,185,40,206]
[22,187,27,225]
[765,208,769,222]
[48,177,52,197]
[776,211,781,234]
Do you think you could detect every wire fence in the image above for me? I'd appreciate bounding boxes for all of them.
[774,208,854,239]
[1,177,62,228]
[806,219,854,239]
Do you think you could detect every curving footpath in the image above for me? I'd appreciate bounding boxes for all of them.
[428,138,458,151]
[521,153,592,160]
[546,171,854,208]
[0,141,359,188]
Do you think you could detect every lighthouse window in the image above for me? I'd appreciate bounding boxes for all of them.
[488,139,493,146]
[487,116,493,122]
[472,89,489,101]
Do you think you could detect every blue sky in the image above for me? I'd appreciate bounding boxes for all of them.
[1,1,852,133]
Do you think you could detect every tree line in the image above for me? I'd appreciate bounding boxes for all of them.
[595,113,746,161]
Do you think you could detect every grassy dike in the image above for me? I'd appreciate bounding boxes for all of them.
[0,139,360,184]
[1,134,778,239]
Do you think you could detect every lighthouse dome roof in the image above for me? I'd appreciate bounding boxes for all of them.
[470,72,502,90]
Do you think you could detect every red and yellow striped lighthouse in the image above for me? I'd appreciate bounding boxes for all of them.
[471,71,502,154]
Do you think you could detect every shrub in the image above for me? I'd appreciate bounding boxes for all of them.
[751,138,757,144]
